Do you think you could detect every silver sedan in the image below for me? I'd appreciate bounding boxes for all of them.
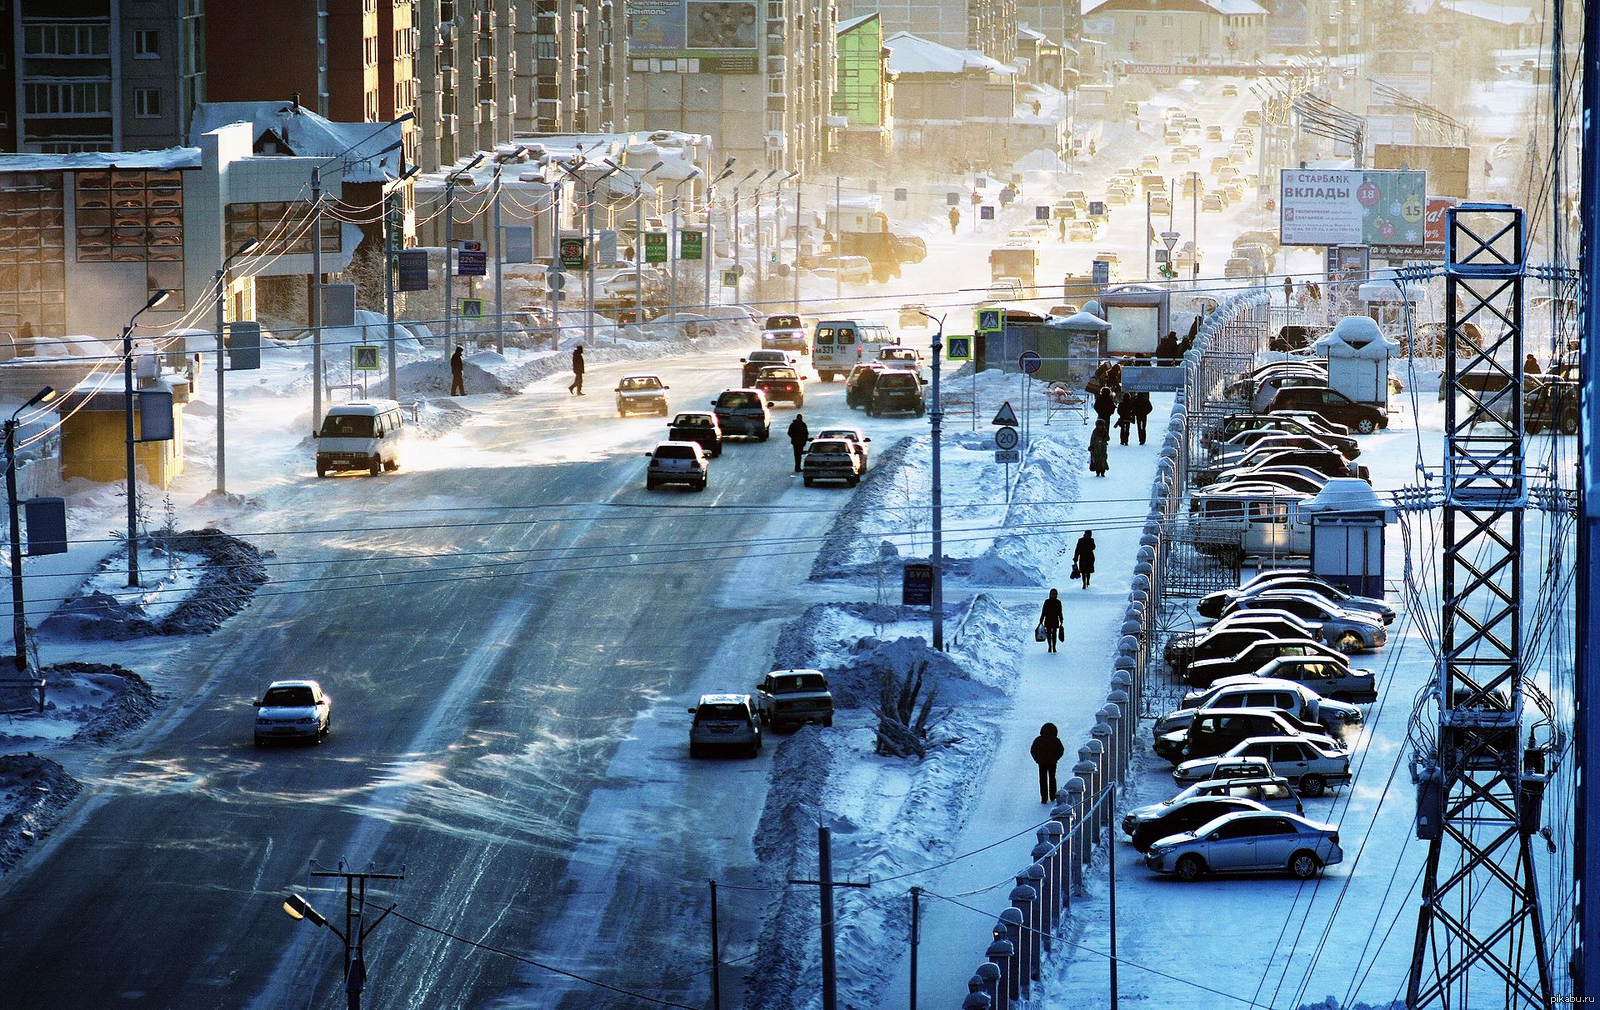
[1144,809,1343,881]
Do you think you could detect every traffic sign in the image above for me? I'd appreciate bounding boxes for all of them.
[353,346,380,371]
[945,335,972,361]
[722,268,740,287]
[1035,205,1051,221]
[559,237,586,270]
[459,298,484,319]
[994,425,1019,450]
[396,249,429,291]
[976,308,1001,332]
[1155,248,1171,263]
[456,240,486,277]
[947,192,960,206]
[994,449,1021,463]
[1161,230,1181,251]
[992,401,1019,426]
[1092,260,1111,286]
[547,269,566,292]
[1088,200,1107,217]
[1019,350,1042,374]
[894,187,908,202]
[980,205,995,221]
[680,229,704,260]
[643,232,668,264]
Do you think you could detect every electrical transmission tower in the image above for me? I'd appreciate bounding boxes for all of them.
[1406,204,1553,1007]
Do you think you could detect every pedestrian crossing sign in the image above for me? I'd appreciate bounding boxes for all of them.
[459,298,484,319]
[946,335,972,361]
[977,309,1001,332]
[353,346,380,371]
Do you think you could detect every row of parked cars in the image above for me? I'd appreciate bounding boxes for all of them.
[686,669,836,758]
[1125,568,1395,880]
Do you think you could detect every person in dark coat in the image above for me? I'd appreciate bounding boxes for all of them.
[1093,385,1117,425]
[1116,392,1136,445]
[450,345,466,396]
[1088,421,1110,478]
[1105,361,1123,394]
[1132,391,1153,445]
[1155,329,1180,366]
[1038,588,1064,653]
[1524,353,1542,376]
[1031,722,1066,803]
[568,345,586,395]
[1087,361,1111,395]
[787,414,810,472]
[1073,530,1096,589]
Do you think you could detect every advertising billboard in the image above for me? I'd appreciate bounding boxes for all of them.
[1279,169,1427,247]
[630,0,759,55]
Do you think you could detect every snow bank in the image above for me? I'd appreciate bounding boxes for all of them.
[0,754,80,874]
[0,662,154,747]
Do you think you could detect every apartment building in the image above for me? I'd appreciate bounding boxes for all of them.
[0,0,204,154]
[837,0,1017,62]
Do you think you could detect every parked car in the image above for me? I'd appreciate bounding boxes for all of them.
[899,303,932,328]
[1222,591,1389,652]
[1219,425,1359,459]
[1164,611,1322,676]
[1175,736,1351,796]
[710,388,772,441]
[868,371,926,417]
[254,680,331,746]
[753,669,834,730]
[1182,637,1353,688]
[1124,796,1269,852]
[811,256,873,284]
[1155,707,1343,764]
[1524,374,1579,435]
[1143,810,1343,880]
[753,365,805,407]
[615,374,670,417]
[1219,656,1380,705]
[667,412,723,458]
[1200,574,1394,624]
[1161,676,1363,739]
[1204,469,1330,497]
[845,363,889,410]
[1268,386,1388,434]
[1249,372,1330,413]
[741,348,800,387]
[687,693,762,757]
[802,438,865,487]
[1198,447,1360,487]
[1209,412,1350,446]
[814,427,871,469]
[645,441,710,491]
[1124,776,1305,835]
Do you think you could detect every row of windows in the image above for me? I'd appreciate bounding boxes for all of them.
[0,176,67,335]
[226,201,340,258]
[23,23,109,57]
[24,82,110,116]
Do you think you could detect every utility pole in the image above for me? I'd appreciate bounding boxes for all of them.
[669,171,699,330]
[311,167,324,432]
[908,886,921,1010]
[793,184,802,311]
[1108,783,1119,1009]
[1144,190,1152,280]
[6,387,52,673]
[708,879,722,1010]
[383,186,399,401]
[919,310,946,652]
[834,175,842,302]
[788,825,871,1010]
[549,172,563,346]
[285,862,405,1010]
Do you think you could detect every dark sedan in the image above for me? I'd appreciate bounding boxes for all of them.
[1125,796,1269,852]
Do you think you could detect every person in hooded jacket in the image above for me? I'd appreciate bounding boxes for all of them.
[787,414,810,472]
[1038,588,1063,653]
[450,346,466,396]
[1116,392,1136,445]
[1031,723,1066,803]
[1093,385,1117,425]
[1132,390,1153,444]
[1088,420,1110,478]
[568,345,586,395]
[1073,530,1096,589]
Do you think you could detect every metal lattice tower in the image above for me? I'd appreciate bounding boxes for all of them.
[1407,205,1552,1007]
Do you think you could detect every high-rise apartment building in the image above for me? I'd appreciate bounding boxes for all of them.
[0,0,205,153]
[837,0,1017,61]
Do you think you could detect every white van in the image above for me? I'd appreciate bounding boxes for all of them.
[315,400,405,477]
[1189,488,1312,559]
[812,319,895,382]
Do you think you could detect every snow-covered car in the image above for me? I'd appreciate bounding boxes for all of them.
[1226,656,1380,705]
[1154,706,1343,764]
[898,303,931,328]
[1222,592,1389,653]
[1144,810,1343,880]
[1122,795,1268,852]
[1159,676,1363,741]
[667,412,723,458]
[802,438,864,487]
[687,693,762,758]
[1165,612,1323,677]
[254,680,331,746]
[710,388,772,441]
[1199,574,1393,624]
[813,427,871,469]
[1123,776,1303,838]
[1175,736,1352,796]
[1183,637,1353,688]
[1218,424,1360,459]
[1203,194,1226,212]
[644,441,709,492]
[753,669,834,730]
[615,374,670,417]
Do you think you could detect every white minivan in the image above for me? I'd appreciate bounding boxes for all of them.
[812,319,896,382]
[315,400,405,477]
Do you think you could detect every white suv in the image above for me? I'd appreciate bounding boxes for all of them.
[687,694,762,758]
[645,441,709,491]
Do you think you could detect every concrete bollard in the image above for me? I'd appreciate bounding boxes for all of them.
[1008,889,1036,992]
[1024,863,1049,954]
[1030,843,1055,934]
[986,935,1015,1010]
[970,973,987,994]
[1076,750,1099,813]
[1096,711,1119,782]
[1103,703,1125,779]
[964,992,993,1010]
[1134,560,1153,579]
[975,962,1001,1008]
[1120,617,1142,638]
[1040,821,1065,923]
[1083,739,1107,837]
[1140,531,1159,549]
[1109,685,1132,758]
[1062,776,1087,892]
[1000,906,1028,999]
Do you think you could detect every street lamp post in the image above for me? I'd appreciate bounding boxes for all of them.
[668,169,701,329]
[916,310,946,651]
[753,169,779,294]
[731,169,758,302]
[492,146,530,355]
[7,386,54,673]
[212,238,258,495]
[608,158,663,328]
[558,160,620,346]
[122,289,169,588]
[444,153,486,364]
[382,164,421,401]
[702,163,735,318]
[772,170,797,304]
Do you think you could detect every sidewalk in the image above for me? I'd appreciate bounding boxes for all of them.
[874,394,1171,1008]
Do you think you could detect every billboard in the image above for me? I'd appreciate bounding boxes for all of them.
[630,0,759,54]
[1279,169,1427,247]
[1372,144,1470,198]
[1423,197,1457,246]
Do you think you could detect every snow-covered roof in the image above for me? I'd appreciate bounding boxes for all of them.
[0,149,202,173]
[1051,310,1111,332]
[883,32,1016,75]
[1315,316,1401,358]
[190,102,404,183]
[1299,477,1396,521]
[1084,0,1267,14]
[838,12,878,33]
[1431,0,1538,26]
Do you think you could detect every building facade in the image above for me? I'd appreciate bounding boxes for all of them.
[833,14,893,162]
[837,0,1016,62]
[1082,0,1267,65]
[0,0,204,154]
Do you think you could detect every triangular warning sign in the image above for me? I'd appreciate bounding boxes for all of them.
[992,402,1019,426]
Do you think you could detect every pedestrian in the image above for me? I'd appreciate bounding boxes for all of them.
[1032,99,1043,117]
[788,413,810,472]
[450,345,466,396]
[1524,353,1542,376]
[1093,385,1117,425]
[1087,361,1111,395]
[1132,390,1153,444]
[949,206,960,234]
[568,344,586,395]
[1088,420,1110,478]
[1105,361,1123,395]
[1031,723,1065,804]
[1058,217,1067,242]
[1155,329,1180,365]
[1072,530,1096,589]
[1116,392,1136,445]
[1038,588,1064,653]
[1284,276,1294,307]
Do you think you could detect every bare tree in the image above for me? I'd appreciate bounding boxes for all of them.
[873,660,944,758]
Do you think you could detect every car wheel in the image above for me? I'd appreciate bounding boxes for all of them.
[695,477,708,492]
[1175,854,1206,881]
[915,406,926,418]
[1300,773,1326,798]
[1288,850,1322,880]
[823,715,834,728]
[316,464,327,478]
[803,477,815,487]
[254,735,265,747]
[1560,409,1579,435]
[689,743,702,759]
[796,395,805,407]
[369,458,382,477]
[847,476,859,487]
[618,410,628,418]
[1335,631,1364,654]
[646,478,658,491]
[1527,418,1543,435]
[712,446,723,458]
[759,426,771,442]
[1356,418,1377,434]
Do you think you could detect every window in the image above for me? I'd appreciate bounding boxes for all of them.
[74,170,186,309]
[23,23,110,56]
[134,29,159,58]
[1161,15,1174,26]
[225,200,339,258]
[24,82,111,116]
[134,88,161,118]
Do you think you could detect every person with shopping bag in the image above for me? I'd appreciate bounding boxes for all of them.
[1037,588,1064,653]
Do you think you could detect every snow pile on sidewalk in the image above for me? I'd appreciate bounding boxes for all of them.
[0,662,155,747]
[747,595,1026,1008]
[0,754,80,874]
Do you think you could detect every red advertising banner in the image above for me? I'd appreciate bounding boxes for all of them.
[1424,197,1458,246]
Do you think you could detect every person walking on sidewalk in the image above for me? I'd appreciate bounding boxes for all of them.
[787,414,810,472]
[1072,530,1096,589]
[1132,391,1153,445]
[1038,589,1064,653]
[1031,723,1066,804]
[1093,385,1117,426]
[1088,421,1110,478]
[450,345,466,396]
[1116,392,1136,446]
[568,345,586,395]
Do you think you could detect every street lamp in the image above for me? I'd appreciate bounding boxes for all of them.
[606,158,664,327]
[731,168,760,298]
[7,385,54,673]
[702,165,735,316]
[772,170,798,302]
[752,168,779,292]
[668,168,701,327]
[212,238,258,495]
[556,159,621,346]
[122,288,169,588]
[915,310,947,652]
[444,153,486,364]
[491,146,530,355]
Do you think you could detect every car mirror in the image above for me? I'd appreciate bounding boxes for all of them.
[663,385,671,390]
[710,401,717,406]
[687,707,697,714]
[644,452,653,458]
[863,437,871,442]
[739,358,747,363]
[1208,832,1221,841]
